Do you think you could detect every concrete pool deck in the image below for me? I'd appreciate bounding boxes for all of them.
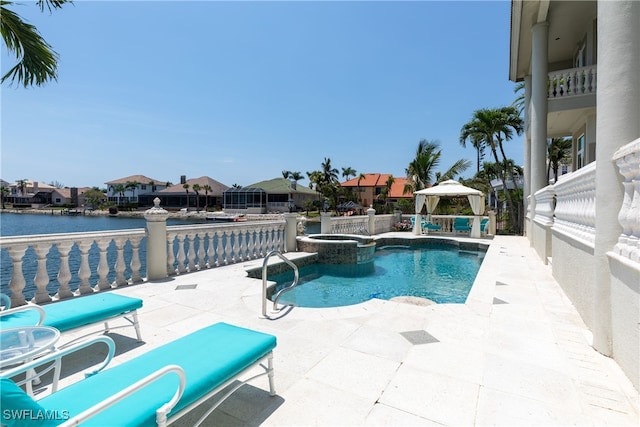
[37,234,639,425]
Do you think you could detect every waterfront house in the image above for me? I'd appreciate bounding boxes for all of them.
[105,175,168,206]
[6,180,56,208]
[148,176,229,210]
[51,187,91,208]
[341,173,411,210]
[510,0,639,390]
[223,178,320,214]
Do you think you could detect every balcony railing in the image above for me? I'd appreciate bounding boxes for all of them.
[613,138,640,263]
[552,162,597,247]
[548,65,597,99]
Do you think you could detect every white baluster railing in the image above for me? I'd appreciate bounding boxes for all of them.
[330,216,369,234]
[1,229,146,306]
[552,162,597,247]
[533,185,555,226]
[548,65,597,99]
[613,138,640,263]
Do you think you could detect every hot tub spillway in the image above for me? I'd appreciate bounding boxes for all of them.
[296,234,376,264]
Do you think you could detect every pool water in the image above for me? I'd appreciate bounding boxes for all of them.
[269,245,485,308]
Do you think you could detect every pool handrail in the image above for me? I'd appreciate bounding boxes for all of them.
[261,250,299,318]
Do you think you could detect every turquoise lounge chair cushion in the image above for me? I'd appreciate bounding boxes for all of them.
[38,322,277,426]
[0,294,142,332]
[0,378,57,427]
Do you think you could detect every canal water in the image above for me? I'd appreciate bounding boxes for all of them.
[0,213,207,300]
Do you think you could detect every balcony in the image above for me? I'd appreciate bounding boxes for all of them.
[548,65,597,99]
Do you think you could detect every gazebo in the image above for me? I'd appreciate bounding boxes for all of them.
[414,180,485,238]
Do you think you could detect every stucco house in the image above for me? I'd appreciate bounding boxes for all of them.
[105,175,168,205]
[341,173,411,209]
[510,0,639,390]
[148,176,229,210]
[223,178,320,214]
[50,187,91,207]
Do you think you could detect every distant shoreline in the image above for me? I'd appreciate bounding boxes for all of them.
[1,208,211,220]
[0,208,319,222]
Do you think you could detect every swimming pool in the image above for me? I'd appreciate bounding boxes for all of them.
[269,244,485,308]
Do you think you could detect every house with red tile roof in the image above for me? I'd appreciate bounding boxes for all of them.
[341,173,412,209]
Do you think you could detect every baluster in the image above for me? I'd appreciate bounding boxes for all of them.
[222,231,231,265]
[76,240,94,295]
[216,230,224,267]
[186,233,197,271]
[203,233,212,268]
[167,233,177,276]
[32,243,53,303]
[55,241,74,299]
[230,230,238,263]
[246,229,254,260]
[113,238,128,287]
[548,73,555,98]
[236,230,245,262]
[129,236,143,283]
[591,67,597,94]
[7,245,28,305]
[176,234,187,274]
[197,232,206,269]
[95,238,112,290]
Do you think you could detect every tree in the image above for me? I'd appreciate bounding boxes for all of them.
[125,181,139,203]
[0,185,9,209]
[460,107,524,233]
[383,175,395,212]
[341,167,356,181]
[404,140,470,195]
[192,183,201,211]
[84,187,105,208]
[1,0,72,87]
[182,183,190,209]
[547,137,572,183]
[281,170,291,179]
[113,184,126,205]
[289,171,304,183]
[512,81,525,116]
[202,184,211,210]
[15,179,28,196]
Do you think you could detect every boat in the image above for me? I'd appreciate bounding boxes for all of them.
[205,213,246,222]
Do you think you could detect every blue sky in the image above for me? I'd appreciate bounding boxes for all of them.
[1,0,521,189]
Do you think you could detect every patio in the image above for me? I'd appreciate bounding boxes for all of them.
[27,235,640,426]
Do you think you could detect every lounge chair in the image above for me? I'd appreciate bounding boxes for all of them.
[0,292,143,345]
[453,217,472,235]
[0,322,277,427]
[480,218,489,235]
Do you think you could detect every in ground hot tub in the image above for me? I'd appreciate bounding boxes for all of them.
[296,234,376,264]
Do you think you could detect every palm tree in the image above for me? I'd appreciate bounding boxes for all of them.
[404,140,470,195]
[0,185,9,209]
[511,81,525,116]
[281,170,291,179]
[125,181,139,203]
[459,129,486,174]
[341,167,356,181]
[460,107,524,233]
[1,0,71,87]
[383,175,395,212]
[113,184,126,205]
[192,183,201,211]
[15,179,27,196]
[547,137,572,183]
[202,184,212,210]
[356,173,366,207]
[289,171,304,183]
[320,158,339,187]
[182,183,190,209]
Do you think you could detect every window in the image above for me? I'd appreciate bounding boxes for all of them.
[141,185,147,190]
[577,134,585,169]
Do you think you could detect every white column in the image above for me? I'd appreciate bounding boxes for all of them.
[284,213,298,252]
[530,22,549,204]
[523,75,532,236]
[367,206,376,235]
[144,198,169,281]
[593,0,640,355]
[320,212,331,234]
